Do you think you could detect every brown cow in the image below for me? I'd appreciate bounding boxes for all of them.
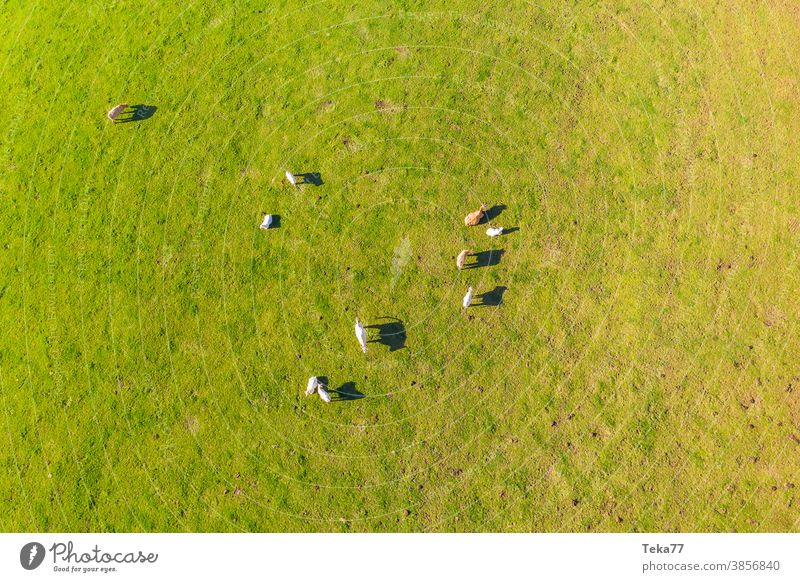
[456,249,470,270]
[464,204,487,226]
[107,103,128,122]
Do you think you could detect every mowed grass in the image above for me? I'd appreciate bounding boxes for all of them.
[1,0,799,532]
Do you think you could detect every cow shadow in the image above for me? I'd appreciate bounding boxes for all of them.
[477,285,507,306]
[483,204,506,223]
[501,226,519,235]
[464,249,504,269]
[297,172,323,186]
[115,104,157,123]
[330,381,365,401]
[366,318,406,351]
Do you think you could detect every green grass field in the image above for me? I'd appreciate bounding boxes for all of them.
[1,0,799,532]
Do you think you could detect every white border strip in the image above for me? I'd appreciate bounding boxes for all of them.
[1,533,798,581]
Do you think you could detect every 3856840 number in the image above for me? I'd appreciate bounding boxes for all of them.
[730,561,780,571]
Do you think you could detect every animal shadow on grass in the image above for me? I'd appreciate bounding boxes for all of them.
[477,285,507,306]
[115,104,157,123]
[501,227,519,235]
[483,204,506,223]
[464,249,505,269]
[366,317,406,351]
[330,381,365,402]
[297,172,323,186]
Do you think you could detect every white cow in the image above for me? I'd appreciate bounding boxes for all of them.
[354,318,367,353]
[259,214,273,230]
[486,227,503,237]
[305,376,319,396]
[318,385,332,403]
[462,286,473,310]
[285,170,297,186]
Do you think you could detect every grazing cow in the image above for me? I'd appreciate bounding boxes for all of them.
[318,385,332,403]
[259,214,273,230]
[464,204,487,226]
[305,376,319,396]
[107,103,128,122]
[463,286,474,310]
[354,318,367,353]
[285,170,297,186]
[456,249,470,270]
[486,226,503,237]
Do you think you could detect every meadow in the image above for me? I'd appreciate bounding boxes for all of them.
[1,0,798,532]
